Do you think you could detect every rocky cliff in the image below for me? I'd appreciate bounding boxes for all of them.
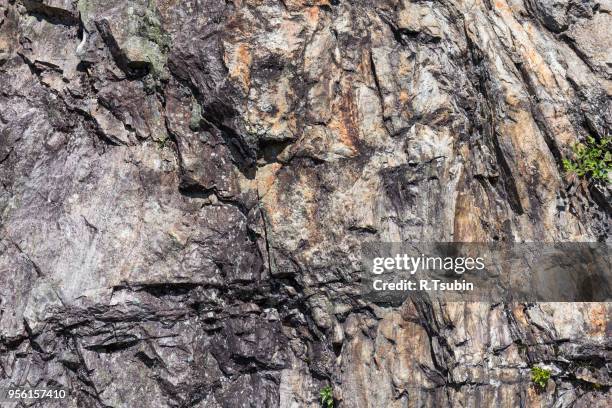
[0,0,610,406]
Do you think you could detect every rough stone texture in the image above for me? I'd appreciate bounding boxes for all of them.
[0,0,610,407]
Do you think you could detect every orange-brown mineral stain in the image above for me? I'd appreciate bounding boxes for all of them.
[328,82,360,156]
[305,6,320,26]
[588,304,609,337]
[227,43,252,91]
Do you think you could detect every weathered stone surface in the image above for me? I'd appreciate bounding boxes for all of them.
[0,0,610,407]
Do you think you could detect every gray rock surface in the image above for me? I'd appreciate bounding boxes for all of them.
[0,0,610,406]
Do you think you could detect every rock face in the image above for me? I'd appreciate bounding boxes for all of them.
[0,0,610,407]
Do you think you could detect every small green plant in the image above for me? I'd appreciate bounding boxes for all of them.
[531,366,551,390]
[320,385,333,408]
[155,136,170,149]
[562,136,611,182]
